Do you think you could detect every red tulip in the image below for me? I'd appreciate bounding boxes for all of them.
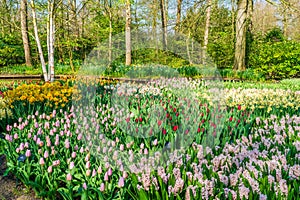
[158,120,162,126]
[173,126,178,131]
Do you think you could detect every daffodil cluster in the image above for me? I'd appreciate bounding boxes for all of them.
[198,88,300,113]
[4,81,79,109]
[224,88,300,112]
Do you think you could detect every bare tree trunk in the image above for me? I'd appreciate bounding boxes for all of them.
[283,5,288,38]
[233,0,248,71]
[30,0,48,82]
[49,11,55,82]
[203,0,211,64]
[105,0,113,64]
[108,11,112,64]
[159,0,167,50]
[20,0,32,66]
[151,0,159,61]
[175,0,182,32]
[231,0,235,43]
[186,30,191,64]
[125,0,131,66]
[48,0,55,82]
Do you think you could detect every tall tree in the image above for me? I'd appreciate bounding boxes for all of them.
[203,0,211,64]
[30,0,48,81]
[159,0,167,50]
[175,0,182,32]
[104,0,113,64]
[233,0,252,71]
[20,0,32,66]
[47,0,56,82]
[125,0,131,65]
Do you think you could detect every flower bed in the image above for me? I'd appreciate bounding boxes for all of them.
[0,78,299,199]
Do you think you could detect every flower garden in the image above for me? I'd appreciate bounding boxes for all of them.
[0,77,299,200]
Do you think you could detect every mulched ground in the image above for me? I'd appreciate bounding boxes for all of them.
[0,155,39,200]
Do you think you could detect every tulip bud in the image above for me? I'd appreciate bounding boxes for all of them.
[39,157,45,165]
[100,183,105,192]
[25,149,31,157]
[44,151,49,159]
[86,169,91,177]
[118,177,125,187]
[47,166,53,173]
[69,161,75,170]
[66,173,72,181]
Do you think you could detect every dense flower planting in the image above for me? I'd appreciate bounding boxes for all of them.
[0,78,299,200]
[4,81,77,108]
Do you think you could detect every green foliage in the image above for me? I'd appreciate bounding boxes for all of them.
[113,48,190,68]
[207,31,234,68]
[0,64,79,75]
[248,38,300,79]
[219,68,265,81]
[0,34,25,66]
[247,27,300,80]
[264,27,285,43]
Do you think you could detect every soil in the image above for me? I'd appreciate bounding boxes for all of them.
[0,155,40,200]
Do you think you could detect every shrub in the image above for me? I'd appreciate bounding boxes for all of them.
[248,28,300,80]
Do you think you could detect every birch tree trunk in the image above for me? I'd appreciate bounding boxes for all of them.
[30,0,48,82]
[233,0,248,71]
[203,0,211,64]
[159,0,167,50]
[20,0,32,66]
[104,0,113,64]
[48,0,55,82]
[125,0,131,66]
